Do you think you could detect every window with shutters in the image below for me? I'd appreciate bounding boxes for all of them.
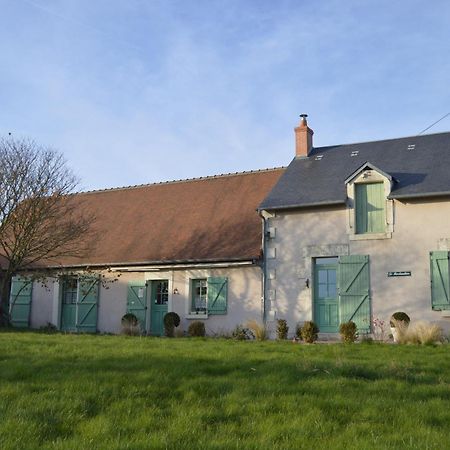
[430,251,450,310]
[191,279,207,313]
[345,164,394,240]
[189,277,228,317]
[355,182,385,234]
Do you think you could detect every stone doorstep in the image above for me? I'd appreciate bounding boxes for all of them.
[317,333,341,342]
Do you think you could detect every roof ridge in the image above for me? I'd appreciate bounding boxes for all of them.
[77,166,286,195]
[313,129,450,151]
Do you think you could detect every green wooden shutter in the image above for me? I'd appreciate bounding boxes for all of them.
[10,277,33,328]
[127,282,147,331]
[338,255,371,332]
[207,277,228,315]
[430,251,450,310]
[355,183,385,234]
[76,276,99,333]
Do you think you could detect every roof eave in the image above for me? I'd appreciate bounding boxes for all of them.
[259,199,347,212]
[389,191,450,200]
[26,256,260,271]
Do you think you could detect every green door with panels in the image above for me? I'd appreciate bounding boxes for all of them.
[150,280,168,336]
[314,255,371,333]
[76,277,99,333]
[10,277,33,328]
[338,255,371,332]
[61,276,99,332]
[314,258,339,332]
[61,277,78,331]
[127,282,148,332]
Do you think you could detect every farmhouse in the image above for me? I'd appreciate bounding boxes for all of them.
[9,169,283,335]
[258,116,450,335]
[8,116,450,337]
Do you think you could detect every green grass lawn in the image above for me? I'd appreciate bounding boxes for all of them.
[1,333,449,449]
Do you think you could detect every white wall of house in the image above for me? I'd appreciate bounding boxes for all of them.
[29,265,262,335]
[29,278,55,329]
[264,198,450,335]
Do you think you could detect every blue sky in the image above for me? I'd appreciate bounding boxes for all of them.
[1,0,450,191]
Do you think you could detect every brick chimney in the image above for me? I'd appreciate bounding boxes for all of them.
[295,114,314,158]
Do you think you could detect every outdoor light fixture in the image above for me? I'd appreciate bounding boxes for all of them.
[173,288,179,295]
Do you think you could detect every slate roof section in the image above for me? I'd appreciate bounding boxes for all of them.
[45,168,284,267]
[259,131,450,211]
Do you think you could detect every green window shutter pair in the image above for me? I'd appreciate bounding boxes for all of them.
[127,282,147,331]
[207,277,228,315]
[355,183,386,234]
[338,255,371,332]
[76,277,100,333]
[430,251,450,310]
[10,277,33,328]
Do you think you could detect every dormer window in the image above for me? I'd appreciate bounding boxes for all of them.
[345,163,394,240]
[355,182,386,234]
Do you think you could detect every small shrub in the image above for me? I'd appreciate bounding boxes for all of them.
[39,322,57,333]
[188,321,206,337]
[295,323,303,340]
[232,325,254,340]
[301,321,319,343]
[121,313,140,336]
[390,312,410,328]
[276,319,289,340]
[245,319,268,341]
[163,312,180,337]
[339,321,358,343]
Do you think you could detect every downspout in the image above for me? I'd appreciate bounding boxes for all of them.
[259,209,274,324]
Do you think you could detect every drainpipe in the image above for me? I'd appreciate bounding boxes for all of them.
[259,209,274,324]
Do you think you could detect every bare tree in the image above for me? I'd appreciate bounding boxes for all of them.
[0,136,95,325]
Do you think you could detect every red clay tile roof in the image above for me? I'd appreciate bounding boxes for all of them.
[50,168,284,267]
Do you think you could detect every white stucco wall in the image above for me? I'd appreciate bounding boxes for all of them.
[29,265,262,335]
[265,198,450,335]
[29,279,55,329]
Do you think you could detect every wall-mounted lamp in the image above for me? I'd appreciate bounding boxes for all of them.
[305,278,310,289]
[173,288,179,295]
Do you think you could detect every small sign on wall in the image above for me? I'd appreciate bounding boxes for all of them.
[388,271,411,277]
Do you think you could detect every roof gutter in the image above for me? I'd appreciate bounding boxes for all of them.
[389,191,450,200]
[110,260,256,272]
[25,257,259,272]
[258,199,346,212]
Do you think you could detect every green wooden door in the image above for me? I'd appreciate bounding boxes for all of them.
[61,277,78,332]
[10,277,33,328]
[76,277,99,333]
[150,280,168,336]
[430,251,450,310]
[314,258,339,332]
[127,282,148,332]
[338,255,371,332]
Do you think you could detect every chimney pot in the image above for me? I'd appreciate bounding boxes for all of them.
[295,114,314,157]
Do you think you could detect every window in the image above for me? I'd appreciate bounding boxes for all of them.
[189,277,228,316]
[154,280,169,305]
[62,277,78,304]
[192,279,207,313]
[346,164,393,240]
[355,182,386,234]
[430,251,450,310]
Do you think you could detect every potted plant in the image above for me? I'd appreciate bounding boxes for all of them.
[389,312,410,343]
